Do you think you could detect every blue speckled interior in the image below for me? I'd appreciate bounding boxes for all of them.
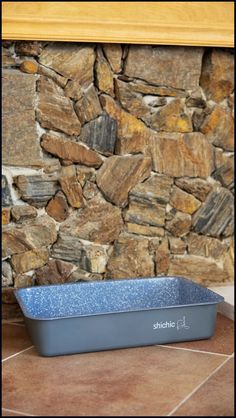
[14,276,224,320]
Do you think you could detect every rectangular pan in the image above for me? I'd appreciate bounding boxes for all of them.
[14,276,224,357]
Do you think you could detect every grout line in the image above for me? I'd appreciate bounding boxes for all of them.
[2,408,36,416]
[157,344,230,357]
[2,321,25,327]
[2,346,34,363]
[167,355,232,416]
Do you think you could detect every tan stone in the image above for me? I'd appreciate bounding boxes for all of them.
[11,248,49,274]
[95,47,114,96]
[170,186,201,214]
[11,205,37,223]
[64,80,83,100]
[130,81,186,97]
[69,269,103,282]
[74,85,102,125]
[127,223,164,237]
[59,166,84,209]
[41,133,103,167]
[35,259,76,285]
[114,79,149,118]
[60,195,123,244]
[130,173,172,205]
[151,132,214,177]
[96,154,152,207]
[46,191,69,222]
[14,274,34,288]
[20,60,38,74]
[2,208,11,225]
[125,200,166,227]
[83,181,99,200]
[105,234,154,279]
[39,43,95,87]
[146,99,192,133]
[200,105,234,151]
[222,239,234,282]
[38,64,67,88]
[37,77,81,136]
[169,237,186,255]
[2,215,57,257]
[103,44,122,73]
[76,166,96,187]
[200,49,234,102]
[168,254,229,285]
[125,45,203,90]
[175,178,212,202]
[155,237,170,275]
[166,211,191,237]
[3,70,43,167]
[100,94,154,154]
[186,233,228,259]
[213,156,234,191]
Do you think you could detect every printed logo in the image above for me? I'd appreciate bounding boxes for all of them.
[153,316,190,331]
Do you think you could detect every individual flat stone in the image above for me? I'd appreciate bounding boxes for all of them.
[200,106,234,151]
[19,60,38,74]
[82,182,99,200]
[74,85,102,125]
[64,80,83,100]
[69,269,103,282]
[60,195,123,244]
[213,157,234,191]
[41,133,103,167]
[100,94,155,154]
[14,274,34,288]
[175,177,212,202]
[51,233,110,274]
[80,114,117,156]
[14,174,59,207]
[125,200,166,227]
[37,76,81,135]
[96,154,152,207]
[11,205,37,223]
[105,234,154,279]
[2,47,16,66]
[35,259,76,285]
[169,237,186,255]
[186,232,228,259]
[114,79,150,119]
[143,96,167,107]
[170,186,201,214]
[38,64,68,88]
[11,248,49,274]
[130,173,172,206]
[3,70,43,167]
[2,215,57,257]
[76,166,96,187]
[2,175,12,206]
[39,43,95,87]
[130,81,186,97]
[125,45,203,90]
[155,237,170,275]
[151,132,214,177]
[95,47,114,96]
[2,208,11,225]
[45,191,69,222]
[168,254,229,285]
[200,49,234,102]
[166,211,192,237]
[59,166,84,209]
[103,44,122,73]
[145,99,192,133]
[192,187,234,237]
[15,41,42,57]
[127,223,164,237]
[2,261,13,287]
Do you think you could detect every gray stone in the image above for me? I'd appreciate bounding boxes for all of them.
[2,70,43,167]
[125,200,166,227]
[129,174,172,205]
[14,174,59,207]
[213,157,234,191]
[125,45,203,90]
[2,261,13,287]
[11,205,37,223]
[192,187,234,237]
[80,114,117,156]
[2,175,13,206]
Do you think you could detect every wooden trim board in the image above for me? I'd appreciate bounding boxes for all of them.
[2,1,234,47]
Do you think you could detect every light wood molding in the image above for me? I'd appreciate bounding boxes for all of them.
[2,1,234,47]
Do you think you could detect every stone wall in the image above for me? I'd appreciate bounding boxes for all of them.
[2,41,234,318]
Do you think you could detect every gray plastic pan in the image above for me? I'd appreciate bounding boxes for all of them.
[14,276,224,357]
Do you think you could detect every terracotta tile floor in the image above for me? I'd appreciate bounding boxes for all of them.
[2,313,234,416]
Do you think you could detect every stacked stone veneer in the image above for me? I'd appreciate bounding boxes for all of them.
[2,41,234,318]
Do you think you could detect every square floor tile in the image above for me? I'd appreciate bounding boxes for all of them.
[2,324,32,360]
